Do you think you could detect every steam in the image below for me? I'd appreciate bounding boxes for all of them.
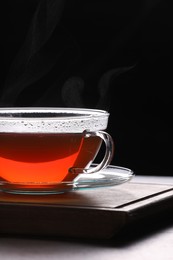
[1,0,161,109]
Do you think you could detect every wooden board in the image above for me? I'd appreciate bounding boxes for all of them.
[0,180,173,239]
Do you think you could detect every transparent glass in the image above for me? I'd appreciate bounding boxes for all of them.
[0,107,133,195]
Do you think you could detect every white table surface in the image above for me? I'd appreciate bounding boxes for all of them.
[1,175,173,260]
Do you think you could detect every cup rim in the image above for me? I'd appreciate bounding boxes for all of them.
[0,107,109,133]
[0,107,109,119]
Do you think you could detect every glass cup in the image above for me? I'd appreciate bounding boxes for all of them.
[0,107,114,194]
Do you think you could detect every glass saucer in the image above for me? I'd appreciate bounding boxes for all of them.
[74,164,134,189]
[0,164,134,195]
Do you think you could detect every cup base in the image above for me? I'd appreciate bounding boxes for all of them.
[0,183,73,195]
[0,164,134,195]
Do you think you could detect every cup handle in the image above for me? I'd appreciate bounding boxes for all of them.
[69,130,114,175]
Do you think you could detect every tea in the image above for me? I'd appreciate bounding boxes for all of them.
[0,133,101,183]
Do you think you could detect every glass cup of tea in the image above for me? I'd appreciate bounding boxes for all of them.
[0,107,114,194]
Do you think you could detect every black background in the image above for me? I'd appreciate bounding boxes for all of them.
[1,0,173,175]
